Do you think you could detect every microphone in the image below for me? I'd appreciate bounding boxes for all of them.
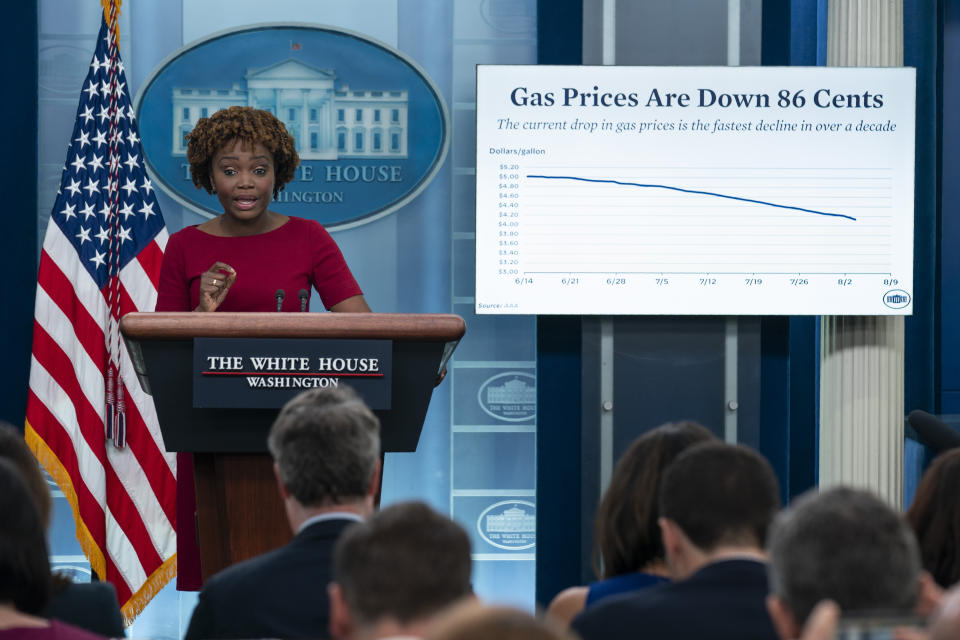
[908,410,960,453]
[298,289,308,312]
[275,289,285,312]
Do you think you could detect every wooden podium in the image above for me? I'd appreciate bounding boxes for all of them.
[120,312,465,580]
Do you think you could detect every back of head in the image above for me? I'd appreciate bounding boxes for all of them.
[425,603,575,640]
[768,486,921,625]
[267,387,380,507]
[659,441,780,551]
[0,422,51,530]
[334,501,472,626]
[906,448,960,588]
[0,458,52,614]
[594,421,716,578]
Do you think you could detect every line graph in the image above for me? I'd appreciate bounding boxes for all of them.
[475,65,915,315]
[515,164,891,277]
[525,174,858,221]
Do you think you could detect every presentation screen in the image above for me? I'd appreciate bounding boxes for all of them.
[475,66,916,315]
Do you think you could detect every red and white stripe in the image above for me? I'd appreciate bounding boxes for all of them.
[27,220,175,615]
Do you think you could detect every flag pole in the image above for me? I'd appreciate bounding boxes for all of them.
[102,0,126,448]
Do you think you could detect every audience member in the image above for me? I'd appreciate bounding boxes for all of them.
[547,421,715,625]
[426,602,575,640]
[766,486,921,640]
[185,386,382,640]
[572,442,781,640]
[328,501,473,640]
[0,423,123,636]
[0,459,104,639]
[907,449,960,588]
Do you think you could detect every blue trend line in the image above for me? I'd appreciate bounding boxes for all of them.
[526,174,857,221]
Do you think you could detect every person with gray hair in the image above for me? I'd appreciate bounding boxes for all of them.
[328,501,474,639]
[766,486,922,640]
[186,386,381,640]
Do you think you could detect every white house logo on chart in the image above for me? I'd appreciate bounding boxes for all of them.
[882,289,911,309]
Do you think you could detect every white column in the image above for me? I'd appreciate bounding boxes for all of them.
[724,0,741,444]
[322,99,330,151]
[301,89,309,154]
[598,0,615,495]
[820,0,904,507]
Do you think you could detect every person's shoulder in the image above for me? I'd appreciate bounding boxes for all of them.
[282,215,317,230]
[68,579,116,596]
[53,580,117,607]
[168,224,202,239]
[45,581,124,637]
[48,619,109,640]
[572,584,684,640]
[165,224,202,249]
[586,571,669,605]
[283,216,334,238]
[546,585,588,626]
[53,582,118,609]
[572,588,656,628]
[298,516,359,536]
[201,544,290,594]
[690,558,770,586]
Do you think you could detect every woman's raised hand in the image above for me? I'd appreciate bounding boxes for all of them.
[196,262,237,312]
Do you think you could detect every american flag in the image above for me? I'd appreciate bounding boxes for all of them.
[25,4,176,623]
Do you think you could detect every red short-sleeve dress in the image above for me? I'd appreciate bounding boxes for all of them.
[155,216,362,589]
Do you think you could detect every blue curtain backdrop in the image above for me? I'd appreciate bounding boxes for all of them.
[2,1,38,427]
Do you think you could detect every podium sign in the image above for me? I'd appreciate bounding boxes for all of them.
[193,337,392,409]
[121,312,464,454]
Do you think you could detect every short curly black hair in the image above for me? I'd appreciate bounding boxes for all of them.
[186,106,300,198]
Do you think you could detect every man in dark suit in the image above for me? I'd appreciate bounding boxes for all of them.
[572,442,781,640]
[184,386,381,640]
[328,501,474,640]
[765,486,923,640]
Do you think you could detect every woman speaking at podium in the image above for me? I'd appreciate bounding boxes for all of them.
[156,106,370,314]
[156,106,370,589]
